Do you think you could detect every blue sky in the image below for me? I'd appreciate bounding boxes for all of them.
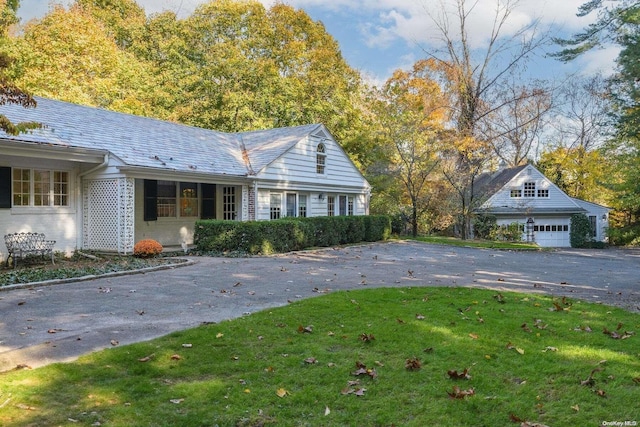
[17,0,617,85]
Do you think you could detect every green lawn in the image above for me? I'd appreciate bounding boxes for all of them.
[412,235,542,250]
[1,287,638,426]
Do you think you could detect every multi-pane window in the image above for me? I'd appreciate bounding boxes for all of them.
[523,182,535,197]
[327,195,335,216]
[510,189,522,198]
[339,195,347,216]
[157,180,177,217]
[12,168,69,207]
[348,196,354,216]
[316,143,326,174]
[223,186,236,220]
[299,195,307,217]
[54,171,69,206]
[537,189,549,197]
[180,182,198,217]
[13,168,30,206]
[286,193,296,217]
[270,193,282,220]
[34,170,50,206]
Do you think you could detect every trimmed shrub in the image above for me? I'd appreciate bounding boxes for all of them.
[489,222,523,242]
[473,214,497,239]
[194,215,391,255]
[570,213,593,248]
[133,239,163,257]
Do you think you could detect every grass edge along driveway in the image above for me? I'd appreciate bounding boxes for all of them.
[1,287,639,427]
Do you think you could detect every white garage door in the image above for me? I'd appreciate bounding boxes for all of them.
[533,221,570,247]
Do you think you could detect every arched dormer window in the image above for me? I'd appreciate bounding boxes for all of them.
[316,142,326,174]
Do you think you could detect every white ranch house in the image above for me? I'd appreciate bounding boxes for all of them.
[475,164,609,247]
[0,97,370,261]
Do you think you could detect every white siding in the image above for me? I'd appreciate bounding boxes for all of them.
[482,165,581,211]
[257,136,368,189]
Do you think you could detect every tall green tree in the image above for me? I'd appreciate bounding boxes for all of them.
[0,0,39,135]
[555,0,640,228]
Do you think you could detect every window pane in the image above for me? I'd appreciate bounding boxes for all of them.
[286,193,296,217]
[157,180,177,217]
[348,196,354,216]
[53,171,69,206]
[317,143,326,174]
[339,195,347,216]
[298,195,307,217]
[524,182,535,197]
[13,168,30,206]
[510,189,521,198]
[327,195,335,216]
[180,182,198,217]
[270,193,282,220]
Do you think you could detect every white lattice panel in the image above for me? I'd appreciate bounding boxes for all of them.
[241,185,249,221]
[83,178,135,253]
[118,178,135,253]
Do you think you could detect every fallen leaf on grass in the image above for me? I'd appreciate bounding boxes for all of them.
[506,342,524,354]
[603,326,634,339]
[354,388,367,396]
[542,346,558,352]
[110,340,119,346]
[447,386,475,399]
[509,413,524,422]
[595,389,607,397]
[580,368,603,387]
[138,354,155,362]
[358,333,375,343]
[298,325,313,333]
[493,293,506,303]
[447,368,471,380]
[571,404,579,412]
[15,403,37,411]
[469,333,479,340]
[405,357,421,371]
[352,361,377,379]
[324,406,330,416]
[416,314,425,320]
[169,399,184,404]
[276,388,289,398]
[170,354,182,360]
[304,357,318,364]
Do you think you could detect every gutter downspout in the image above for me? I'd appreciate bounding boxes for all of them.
[77,153,109,252]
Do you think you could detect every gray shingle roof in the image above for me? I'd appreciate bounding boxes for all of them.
[0,97,320,177]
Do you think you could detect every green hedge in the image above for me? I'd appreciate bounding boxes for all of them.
[194,215,391,255]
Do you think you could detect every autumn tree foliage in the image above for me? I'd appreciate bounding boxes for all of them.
[371,59,453,236]
[421,0,549,239]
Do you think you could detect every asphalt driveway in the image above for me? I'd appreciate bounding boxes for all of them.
[1,241,639,372]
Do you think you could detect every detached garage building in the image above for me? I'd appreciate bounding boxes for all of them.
[474,164,609,247]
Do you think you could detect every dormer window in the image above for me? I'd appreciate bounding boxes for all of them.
[316,143,326,174]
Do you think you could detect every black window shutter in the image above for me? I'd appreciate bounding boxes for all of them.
[201,183,216,219]
[0,167,11,209]
[143,179,157,221]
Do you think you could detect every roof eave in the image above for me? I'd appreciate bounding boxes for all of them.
[116,165,253,183]
[0,138,109,163]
